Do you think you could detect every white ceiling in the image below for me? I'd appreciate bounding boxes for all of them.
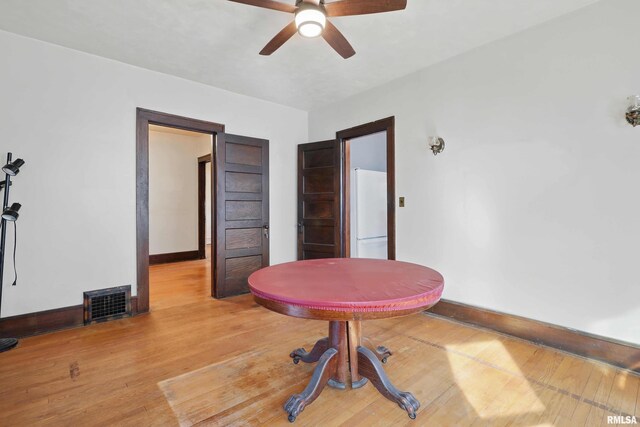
[0,0,600,111]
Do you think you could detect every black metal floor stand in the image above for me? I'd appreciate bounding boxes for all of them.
[0,152,20,352]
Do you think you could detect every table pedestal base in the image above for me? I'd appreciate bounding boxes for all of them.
[285,320,419,422]
[291,337,392,366]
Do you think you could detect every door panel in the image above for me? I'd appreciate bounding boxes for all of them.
[226,143,263,166]
[226,201,262,220]
[304,200,334,219]
[305,225,335,245]
[226,172,262,193]
[297,140,341,260]
[304,173,335,193]
[226,228,262,250]
[216,133,269,298]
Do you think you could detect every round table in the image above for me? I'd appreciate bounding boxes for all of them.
[248,258,444,422]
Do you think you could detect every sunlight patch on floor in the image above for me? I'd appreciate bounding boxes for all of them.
[446,340,546,419]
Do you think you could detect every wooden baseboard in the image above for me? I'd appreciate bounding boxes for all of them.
[149,250,200,265]
[0,296,140,338]
[428,299,640,374]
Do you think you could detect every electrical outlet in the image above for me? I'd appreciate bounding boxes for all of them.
[399,197,405,207]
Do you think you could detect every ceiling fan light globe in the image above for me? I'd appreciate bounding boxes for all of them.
[298,22,323,38]
[295,8,326,38]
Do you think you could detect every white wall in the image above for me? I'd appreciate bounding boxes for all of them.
[310,0,640,345]
[205,162,211,246]
[350,132,387,172]
[0,30,307,317]
[149,130,211,255]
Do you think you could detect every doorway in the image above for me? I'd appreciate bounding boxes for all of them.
[148,126,213,265]
[338,117,395,260]
[344,132,388,259]
[136,110,221,313]
[297,117,395,261]
[145,127,213,310]
[136,109,271,313]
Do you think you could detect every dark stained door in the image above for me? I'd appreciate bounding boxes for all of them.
[297,140,341,260]
[215,133,269,298]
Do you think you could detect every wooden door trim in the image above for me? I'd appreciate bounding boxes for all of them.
[343,141,351,258]
[336,117,396,260]
[136,108,224,313]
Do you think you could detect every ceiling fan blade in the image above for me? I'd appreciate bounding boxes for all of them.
[228,0,297,14]
[324,0,407,17]
[260,21,298,55]
[322,20,355,59]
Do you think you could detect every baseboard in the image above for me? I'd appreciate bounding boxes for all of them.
[149,250,200,265]
[0,296,140,338]
[428,299,640,374]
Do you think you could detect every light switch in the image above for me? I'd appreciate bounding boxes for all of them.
[399,197,405,207]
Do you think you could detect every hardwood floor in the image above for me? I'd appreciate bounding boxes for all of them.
[0,252,638,426]
[149,245,213,311]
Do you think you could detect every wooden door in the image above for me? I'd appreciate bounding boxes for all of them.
[297,140,341,260]
[215,133,269,298]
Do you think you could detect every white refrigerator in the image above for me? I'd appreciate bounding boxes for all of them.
[352,169,388,259]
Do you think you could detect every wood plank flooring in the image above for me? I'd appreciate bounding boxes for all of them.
[0,251,638,426]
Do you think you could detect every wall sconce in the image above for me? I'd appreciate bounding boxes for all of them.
[428,136,445,156]
[627,95,640,127]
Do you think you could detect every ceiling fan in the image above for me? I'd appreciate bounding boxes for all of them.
[228,0,407,59]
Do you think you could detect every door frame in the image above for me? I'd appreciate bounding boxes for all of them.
[136,108,224,313]
[336,117,396,260]
[197,154,212,260]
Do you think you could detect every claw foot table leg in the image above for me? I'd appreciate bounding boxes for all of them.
[285,348,338,423]
[375,345,393,364]
[357,346,420,419]
[290,337,329,364]
[362,336,393,364]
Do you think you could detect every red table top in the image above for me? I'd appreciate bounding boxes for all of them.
[248,258,444,316]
